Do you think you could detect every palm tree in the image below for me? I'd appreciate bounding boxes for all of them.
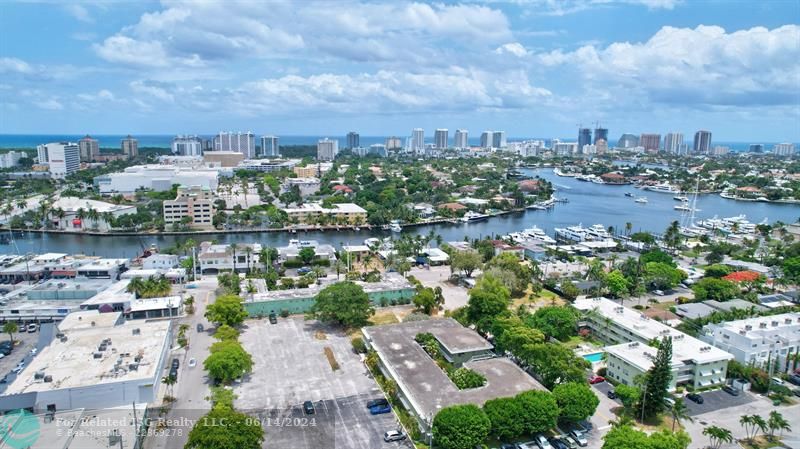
[703,426,733,449]
[669,399,693,431]
[229,243,239,273]
[625,222,633,236]
[752,414,768,441]
[162,374,177,398]
[244,246,253,273]
[126,277,145,298]
[2,322,18,344]
[16,199,26,211]
[768,410,791,441]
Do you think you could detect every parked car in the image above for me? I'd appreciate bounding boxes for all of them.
[369,404,392,415]
[0,375,6,384]
[26,324,38,333]
[535,434,552,449]
[792,389,800,398]
[297,267,312,275]
[366,398,389,409]
[722,385,740,396]
[269,313,278,324]
[500,444,519,449]
[569,430,588,447]
[188,358,197,368]
[588,375,605,384]
[787,374,800,386]
[12,363,25,374]
[559,436,578,449]
[606,390,617,399]
[664,397,675,408]
[686,393,704,404]
[550,437,570,449]
[303,401,315,415]
[196,323,204,333]
[383,430,406,442]
[653,289,665,296]
[171,358,180,370]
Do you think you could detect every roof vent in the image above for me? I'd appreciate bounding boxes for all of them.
[93,352,102,359]
[43,375,52,383]
[132,328,140,335]
[759,322,767,329]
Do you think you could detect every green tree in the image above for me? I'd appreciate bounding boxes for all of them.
[450,249,483,278]
[466,274,511,331]
[703,426,733,449]
[483,397,525,440]
[204,340,254,384]
[602,425,690,449]
[606,270,629,299]
[559,279,580,301]
[298,246,316,264]
[519,342,588,389]
[528,306,577,341]
[432,404,491,449]
[308,281,374,328]
[669,399,693,431]
[767,410,791,441]
[691,277,739,302]
[640,249,675,267]
[412,288,438,315]
[643,262,686,290]
[516,390,560,434]
[2,322,17,344]
[613,384,640,417]
[553,382,600,423]
[703,264,733,278]
[640,336,673,419]
[185,405,264,449]
[205,295,248,327]
[491,316,544,355]
[214,324,240,341]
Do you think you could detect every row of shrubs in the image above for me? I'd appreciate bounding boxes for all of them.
[415,332,487,390]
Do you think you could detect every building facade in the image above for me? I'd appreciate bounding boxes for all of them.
[574,297,732,391]
[773,143,796,156]
[480,131,494,149]
[492,131,506,149]
[162,186,215,229]
[385,136,402,150]
[617,133,639,149]
[214,131,256,158]
[78,135,99,162]
[578,128,592,150]
[172,135,203,156]
[594,128,608,144]
[346,132,359,149]
[749,144,764,153]
[701,313,800,372]
[198,242,263,273]
[434,129,448,149]
[454,129,468,148]
[639,133,661,152]
[317,138,339,161]
[693,130,712,154]
[0,151,24,169]
[412,128,425,154]
[260,135,279,157]
[664,132,684,154]
[281,203,367,225]
[42,142,80,179]
[121,135,138,159]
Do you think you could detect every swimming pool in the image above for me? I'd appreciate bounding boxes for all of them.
[582,352,604,363]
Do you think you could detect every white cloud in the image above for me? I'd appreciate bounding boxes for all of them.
[64,4,94,23]
[0,57,33,74]
[130,80,176,102]
[522,0,682,16]
[93,1,511,67]
[536,25,800,106]
[77,89,116,102]
[495,42,529,57]
[35,99,64,110]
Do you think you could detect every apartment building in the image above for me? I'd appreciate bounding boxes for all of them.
[701,313,800,372]
[197,242,263,273]
[282,203,367,225]
[162,186,215,229]
[574,297,733,390]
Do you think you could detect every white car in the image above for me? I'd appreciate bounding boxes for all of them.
[570,430,588,447]
[12,363,24,374]
[535,434,552,449]
[188,358,197,368]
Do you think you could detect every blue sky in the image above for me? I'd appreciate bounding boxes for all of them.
[1,0,798,141]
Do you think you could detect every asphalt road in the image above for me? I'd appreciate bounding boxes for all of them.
[144,277,217,449]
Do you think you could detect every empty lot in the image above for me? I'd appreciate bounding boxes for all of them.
[237,316,413,449]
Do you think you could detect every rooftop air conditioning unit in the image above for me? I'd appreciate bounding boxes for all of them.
[93,352,102,359]
[132,328,140,335]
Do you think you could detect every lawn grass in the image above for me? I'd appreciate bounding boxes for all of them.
[369,310,401,326]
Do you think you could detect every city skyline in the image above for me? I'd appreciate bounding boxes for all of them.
[0,1,798,141]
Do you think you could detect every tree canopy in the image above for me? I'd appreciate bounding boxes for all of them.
[308,281,374,328]
[516,390,560,435]
[185,404,264,449]
[528,306,577,341]
[691,277,739,302]
[432,404,491,449]
[553,382,600,423]
[204,340,254,384]
[205,295,248,327]
[466,274,511,331]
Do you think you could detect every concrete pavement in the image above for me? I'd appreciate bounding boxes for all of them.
[408,265,469,311]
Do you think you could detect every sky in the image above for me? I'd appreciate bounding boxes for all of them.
[0,0,799,141]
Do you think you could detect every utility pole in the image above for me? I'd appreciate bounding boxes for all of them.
[640,382,648,424]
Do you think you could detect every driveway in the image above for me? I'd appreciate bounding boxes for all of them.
[408,265,468,310]
[682,389,755,416]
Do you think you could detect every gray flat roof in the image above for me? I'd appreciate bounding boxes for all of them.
[363,319,545,420]
[431,327,493,354]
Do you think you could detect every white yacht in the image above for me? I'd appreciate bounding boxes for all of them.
[461,211,490,223]
[555,224,590,242]
[673,195,689,201]
[389,220,402,232]
[635,197,648,203]
[586,224,612,240]
[522,226,556,244]
[646,183,679,194]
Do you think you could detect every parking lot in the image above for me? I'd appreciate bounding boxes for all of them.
[683,389,755,416]
[236,316,413,449]
[0,324,51,391]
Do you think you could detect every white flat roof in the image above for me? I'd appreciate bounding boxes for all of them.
[6,319,170,394]
[575,297,733,366]
[129,296,181,312]
[702,312,800,339]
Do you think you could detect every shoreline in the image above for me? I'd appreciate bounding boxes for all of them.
[0,208,530,237]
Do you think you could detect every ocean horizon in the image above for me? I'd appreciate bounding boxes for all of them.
[0,133,794,152]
